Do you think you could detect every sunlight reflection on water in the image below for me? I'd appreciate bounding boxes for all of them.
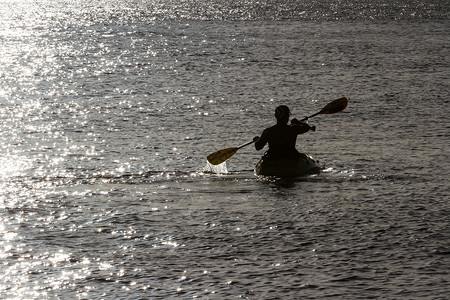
[0,0,448,298]
[0,155,31,178]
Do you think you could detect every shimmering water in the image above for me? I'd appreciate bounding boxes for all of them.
[1,0,449,299]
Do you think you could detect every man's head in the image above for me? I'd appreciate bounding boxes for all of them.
[275,105,291,123]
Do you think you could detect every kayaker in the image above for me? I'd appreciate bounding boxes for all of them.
[253,105,316,160]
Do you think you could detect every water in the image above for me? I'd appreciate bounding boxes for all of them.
[1,0,449,299]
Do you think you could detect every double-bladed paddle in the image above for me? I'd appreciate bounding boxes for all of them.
[206,97,348,165]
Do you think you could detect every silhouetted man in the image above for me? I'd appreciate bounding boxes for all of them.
[254,105,315,160]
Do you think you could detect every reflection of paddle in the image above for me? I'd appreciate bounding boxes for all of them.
[206,97,348,165]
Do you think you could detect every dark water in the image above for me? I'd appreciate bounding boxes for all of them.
[1,0,449,299]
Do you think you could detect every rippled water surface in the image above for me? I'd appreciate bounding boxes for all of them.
[1,0,449,299]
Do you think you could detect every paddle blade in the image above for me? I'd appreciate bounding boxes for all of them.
[207,147,238,165]
[320,97,348,114]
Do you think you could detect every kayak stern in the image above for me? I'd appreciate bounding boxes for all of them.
[255,154,321,177]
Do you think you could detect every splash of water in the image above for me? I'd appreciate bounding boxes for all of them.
[202,160,228,174]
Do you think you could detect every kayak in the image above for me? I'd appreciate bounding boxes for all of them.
[254,154,322,177]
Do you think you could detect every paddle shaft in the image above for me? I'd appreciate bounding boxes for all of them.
[300,112,320,122]
[237,140,254,149]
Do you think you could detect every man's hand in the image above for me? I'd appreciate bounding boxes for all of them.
[253,136,260,142]
[291,118,301,125]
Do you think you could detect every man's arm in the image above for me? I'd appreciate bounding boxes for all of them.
[254,130,268,150]
[291,118,316,134]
